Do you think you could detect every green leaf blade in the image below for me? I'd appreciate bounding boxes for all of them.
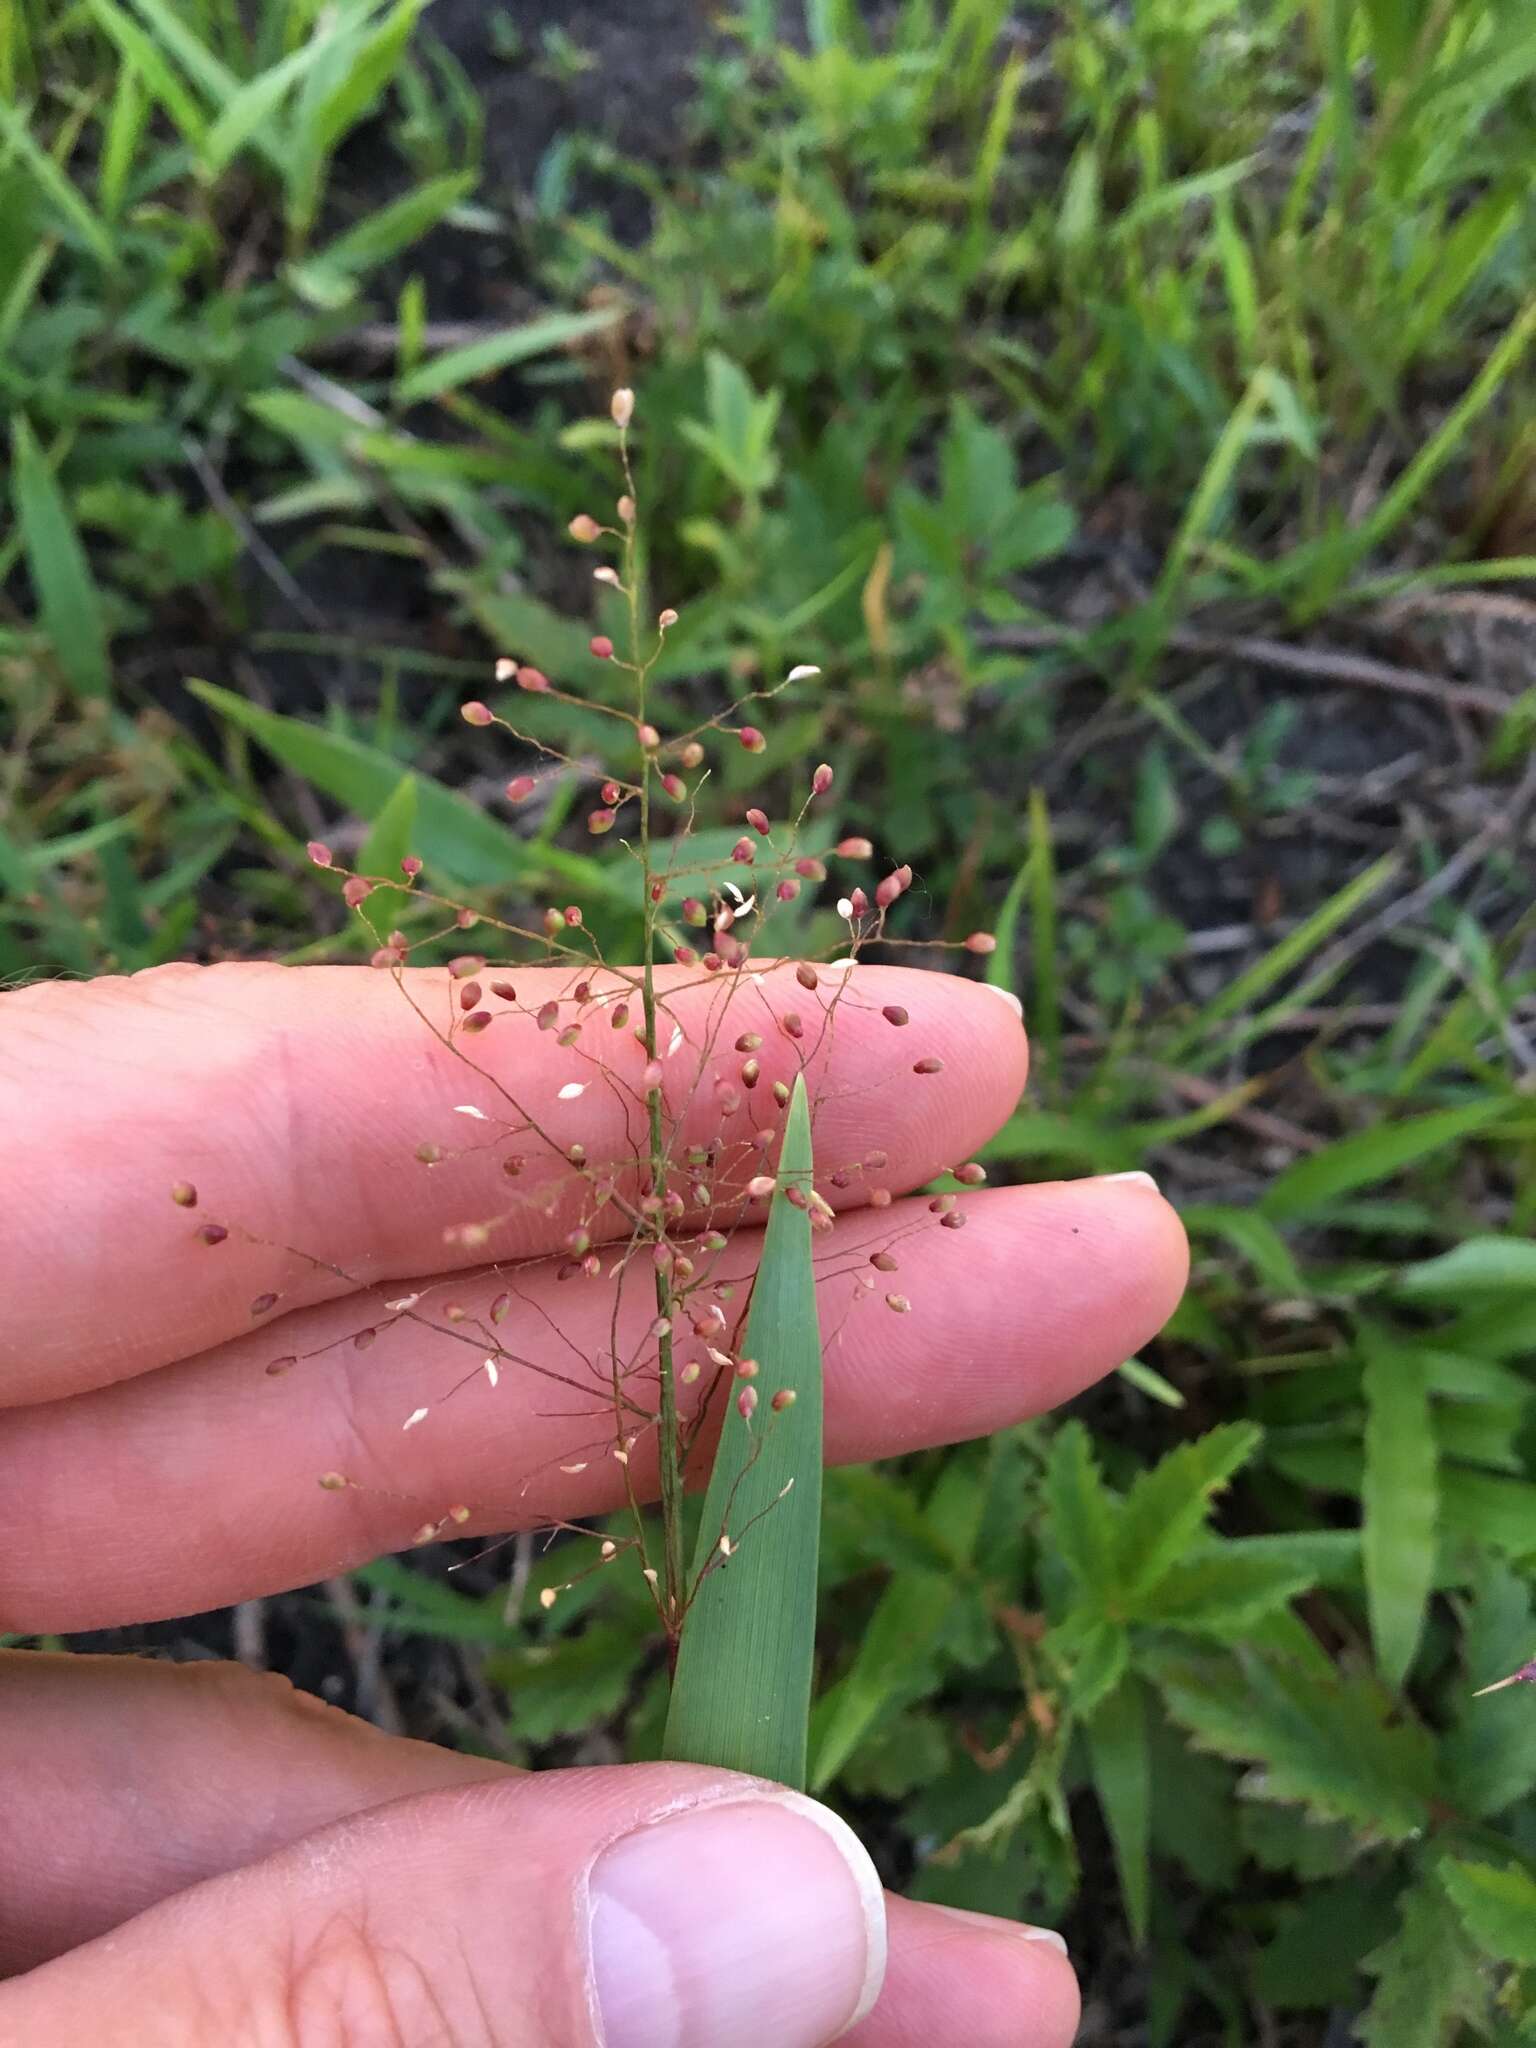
[665,1075,823,1789]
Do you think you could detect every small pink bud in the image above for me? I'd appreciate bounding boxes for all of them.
[588,808,617,834]
[835,837,873,859]
[590,634,614,660]
[617,493,636,523]
[732,836,755,864]
[737,1386,759,1421]
[170,1181,197,1208]
[703,952,724,974]
[674,943,698,966]
[506,775,536,803]
[849,887,869,918]
[491,980,516,1001]
[954,1162,987,1185]
[460,1010,493,1033]
[737,1358,760,1380]
[415,1142,442,1164]
[746,807,770,836]
[642,1060,664,1091]
[638,723,661,750]
[461,700,493,725]
[457,907,477,929]
[537,1001,559,1031]
[914,1056,944,1075]
[736,1032,763,1051]
[682,897,706,925]
[870,1251,899,1273]
[564,905,582,927]
[610,387,635,428]
[444,1301,466,1323]
[866,1149,889,1169]
[601,780,623,807]
[400,856,422,879]
[812,764,833,794]
[796,963,818,991]
[795,857,826,881]
[195,1223,227,1247]
[459,980,483,1010]
[869,1187,892,1208]
[885,1293,912,1314]
[746,1174,777,1199]
[658,607,678,628]
[882,1005,908,1027]
[342,876,373,909]
[740,1058,761,1088]
[495,657,517,681]
[370,946,399,969]
[568,513,600,542]
[780,1012,804,1040]
[738,726,766,753]
[771,1388,796,1413]
[772,1080,790,1107]
[964,931,999,954]
[679,740,705,769]
[776,879,800,901]
[543,908,565,938]
[265,1356,296,1377]
[448,955,485,978]
[941,1210,967,1230]
[594,566,621,587]
[661,773,686,801]
[876,870,904,909]
[306,840,332,868]
[516,665,550,693]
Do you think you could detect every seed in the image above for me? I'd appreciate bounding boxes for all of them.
[491,981,517,1001]
[170,1181,197,1208]
[588,808,616,834]
[448,955,485,978]
[250,1292,278,1316]
[306,840,332,867]
[400,856,422,879]
[732,836,755,864]
[460,701,493,726]
[459,981,483,1010]
[568,513,600,542]
[737,1387,758,1420]
[913,1056,944,1074]
[940,1210,966,1230]
[812,764,833,794]
[835,837,873,859]
[679,741,705,769]
[461,1010,493,1033]
[885,1293,911,1313]
[796,963,818,990]
[746,807,771,836]
[610,387,635,427]
[590,635,614,659]
[741,1058,761,1087]
[882,1004,908,1027]
[342,877,372,909]
[662,773,686,801]
[870,1252,898,1272]
[780,1013,804,1039]
[736,1033,763,1052]
[738,726,766,753]
[964,931,999,954]
[516,665,550,693]
[537,1001,559,1030]
[954,1162,987,1185]
[196,1223,228,1246]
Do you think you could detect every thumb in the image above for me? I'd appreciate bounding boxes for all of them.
[0,1765,886,2048]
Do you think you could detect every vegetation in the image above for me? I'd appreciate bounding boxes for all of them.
[3,1,1535,2040]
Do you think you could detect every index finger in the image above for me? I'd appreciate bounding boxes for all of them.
[1,960,1025,1404]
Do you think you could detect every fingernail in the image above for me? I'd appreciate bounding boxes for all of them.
[981,983,1023,1017]
[590,1791,886,2048]
[928,1905,1070,1955]
[1103,1170,1159,1192]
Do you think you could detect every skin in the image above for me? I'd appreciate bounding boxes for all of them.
[0,961,1188,2045]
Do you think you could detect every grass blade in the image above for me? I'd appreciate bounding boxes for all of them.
[1260,1100,1507,1221]
[665,1075,823,1788]
[11,418,111,697]
[1361,1327,1438,1692]
[395,305,625,406]
[0,97,116,266]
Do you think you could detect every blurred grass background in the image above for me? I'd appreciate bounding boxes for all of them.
[3,1,1536,2039]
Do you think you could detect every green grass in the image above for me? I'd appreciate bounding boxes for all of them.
[4,1,1536,2039]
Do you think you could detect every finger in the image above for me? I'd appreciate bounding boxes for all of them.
[1,960,1026,1404]
[0,1764,888,2048]
[0,1178,1187,1630]
[2,1656,1078,2048]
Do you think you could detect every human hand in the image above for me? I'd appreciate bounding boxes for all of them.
[0,961,1186,2046]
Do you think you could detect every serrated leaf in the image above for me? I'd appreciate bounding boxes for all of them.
[665,1076,822,1788]
[1132,1542,1318,1635]
[1441,1860,1536,1969]
[1052,1614,1128,1717]
[490,1620,650,1745]
[1361,1328,1438,1690]
[11,418,111,697]
[1444,1561,1536,1821]
[1358,1867,1492,2048]
[1045,1420,1118,1596]
[1088,1675,1151,1944]
[1113,1423,1262,1601]
[1151,1647,1435,1840]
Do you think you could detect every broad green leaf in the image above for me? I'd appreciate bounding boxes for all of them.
[1261,1101,1507,1221]
[491,1620,652,1746]
[1357,1867,1491,2048]
[665,1077,822,1788]
[1444,1562,1536,1820]
[1087,1675,1151,1944]
[356,771,418,880]
[11,419,111,697]
[1395,1237,1536,1304]
[1361,1328,1438,1690]
[1151,1647,1435,1840]
[396,305,625,405]
[1182,1204,1305,1295]
[1052,1614,1128,1717]
[1113,1423,1262,1601]
[1441,1860,1536,1969]
[1045,1420,1118,1597]
[187,680,623,901]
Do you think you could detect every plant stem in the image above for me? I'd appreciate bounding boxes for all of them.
[620,424,688,1644]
